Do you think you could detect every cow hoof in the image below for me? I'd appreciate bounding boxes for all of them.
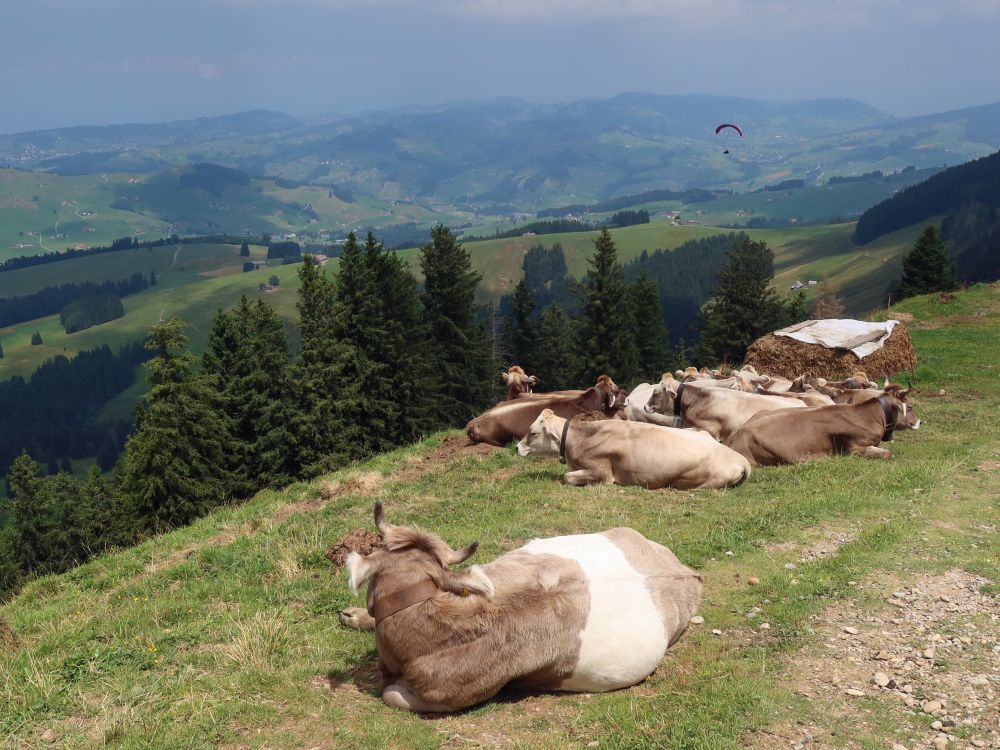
[339,607,374,630]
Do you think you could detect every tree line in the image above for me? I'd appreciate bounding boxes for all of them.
[0,272,152,328]
[1,227,494,598]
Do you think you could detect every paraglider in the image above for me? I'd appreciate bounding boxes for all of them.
[715,123,743,154]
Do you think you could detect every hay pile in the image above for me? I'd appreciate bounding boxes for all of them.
[744,322,917,380]
[325,529,383,569]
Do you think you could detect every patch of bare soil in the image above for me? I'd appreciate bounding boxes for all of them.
[752,570,999,750]
[324,529,383,569]
[272,471,385,523]
[764,527,858,563]
[393,436,499,482]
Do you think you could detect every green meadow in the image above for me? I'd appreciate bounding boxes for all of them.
[0,284,996,749]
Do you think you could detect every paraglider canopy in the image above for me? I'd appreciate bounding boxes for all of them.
[715,123,744,136]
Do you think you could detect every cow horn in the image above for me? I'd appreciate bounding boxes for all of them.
[448,541,479,565]
[374,502,388,533]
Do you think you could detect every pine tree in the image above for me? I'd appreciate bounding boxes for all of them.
[5,453,45,576]
[364,232,442,443]
[784,290,810,326]
[627,273,672,380]
[0,336,4,359]
[240,241,250,257]
[289,255,361,477]
[420,225,494,424]
[121,318,234,532]
[577,229,640,384]
[150,269,157,286]
[532,304,581,390]
[694,236,785,366]
[30,331,42,346]
[896,225,958,300]
[504,279,536,371]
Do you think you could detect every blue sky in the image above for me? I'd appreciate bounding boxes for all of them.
[2,0,999,133]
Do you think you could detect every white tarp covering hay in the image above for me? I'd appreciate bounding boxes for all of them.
[744,319,917,380]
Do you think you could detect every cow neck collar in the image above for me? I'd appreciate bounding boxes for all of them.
[372,578,440,625]
[876,395,895,442]
[674,383,688,418]
[558,418,571,464]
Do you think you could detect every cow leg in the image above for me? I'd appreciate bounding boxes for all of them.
[564,468,611,486]
[382,679,456,713]
[339,607,375,631]
[853,445,892,460]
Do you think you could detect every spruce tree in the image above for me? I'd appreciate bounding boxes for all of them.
[577,229,640,384]
[627,273,672,380]
[419,225,494,424]
[290,255,361,477]
[364,232,441,442]
[121,318,234,532]
[532,304,581,391]
[30,332,42,346]
[504,279,536,371]
[240,241,250,257]
[896,225,958,300]
[5,453,45,576]
[0,336,4,359]
[784,290,810,326]
[694,236,785,366]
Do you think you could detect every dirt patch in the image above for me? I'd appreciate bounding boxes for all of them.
[272,471,385,523]
[393,436,500,482]
[975,461,1000,472]
[752,569,999,750]
[324,529,384,569]
[763,527,857,562]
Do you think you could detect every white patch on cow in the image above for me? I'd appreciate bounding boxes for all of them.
[521,534,667,691]
[463,564,496,598]
[901,402,907,417]
[346,552,375,595]
[516,439,530,457]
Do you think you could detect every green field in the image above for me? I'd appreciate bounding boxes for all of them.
[1,284,997,749]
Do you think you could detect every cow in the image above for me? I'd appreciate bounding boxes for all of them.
[340,502,702,712]
[644,375,807,440]
[623,383,674,426]
[501,366,539,400]
[725,385,921,466]
[513,374,625,405]
[466,376,623,447]
[517,409,751,489]
[758,387,836,407]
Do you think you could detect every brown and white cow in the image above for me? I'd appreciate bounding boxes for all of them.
[644,375,807,440]
[725,385,921,465]
[501,366,539,400]
[340,503,702,712]
[466,376,623,447]
[517,409,750,489]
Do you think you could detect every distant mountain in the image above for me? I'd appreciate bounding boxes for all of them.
[855,150,1000,282]
[2,95,998,212]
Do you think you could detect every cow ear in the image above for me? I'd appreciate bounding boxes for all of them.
[346,552,380,595]
[528,375,539,386]
[439,565,495,599]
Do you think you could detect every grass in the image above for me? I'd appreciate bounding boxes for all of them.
[1,283,997,749]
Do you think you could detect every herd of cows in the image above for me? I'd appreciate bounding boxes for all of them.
[338,364,922,713]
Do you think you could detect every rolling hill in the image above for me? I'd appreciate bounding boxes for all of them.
[1,284,997,749]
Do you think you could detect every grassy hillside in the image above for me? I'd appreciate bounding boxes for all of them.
[1,284,997,749]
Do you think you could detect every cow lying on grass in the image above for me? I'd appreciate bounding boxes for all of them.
[466,375,624,447]
[340,503,702,712]
[517,409,751,489]
[725,385,921,465]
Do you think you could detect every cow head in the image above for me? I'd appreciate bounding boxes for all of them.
[516,408,564,458]
[501,366,539,399]
[346,503,494,619]
[730,370,769,392]
[594,375,626,410]
[881,384,922,431]
[644,375,680,415]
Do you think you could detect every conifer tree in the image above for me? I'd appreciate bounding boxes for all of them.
[0,336,4,359]
[121,318,234,531]
[5,453,45,576]
[896,225,958,300]
[364,232,441,442]
[504,279,536,371]
[419,225,494,424]
[577,229,640,384]
[240,241,250,257]
[31,332,42,346]
[784,290,810,326]
[627,273,672,380]
[532,304,581,391]
[290,255,361,477]
[694,236,785,366]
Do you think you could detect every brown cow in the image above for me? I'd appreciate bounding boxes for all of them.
[466,379,622,447]
[501,366,539,400]
[517,409,751,489]
[340,503,702,712]
[725,385,921,465]
[644,375,806,440]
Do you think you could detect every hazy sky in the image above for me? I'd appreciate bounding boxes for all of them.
[2,0,999,133]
